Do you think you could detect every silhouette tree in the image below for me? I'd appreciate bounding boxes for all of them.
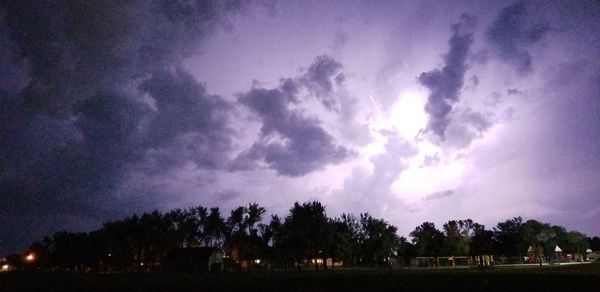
[359,213,399,267]
[339,213,362,266]
[193,206,209,246]
[588,236,600,251]
[204,207,225,247]
[470,223,495,266]
[266,214,290,269]
[224,205,247,267]
[566,231,589,261]
[12,201,597,273]
[166,207,202,248]
[494,216,525,261]
[443,219,476,266]
[326,217,353,269]
[283,201,330,270]
[410,222,445,267]
[522,219,553,265]
[244,203,266,266]
[245,203,266,236]
[396,236,416,266]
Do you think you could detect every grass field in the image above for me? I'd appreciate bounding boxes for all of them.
[1,263,599,291]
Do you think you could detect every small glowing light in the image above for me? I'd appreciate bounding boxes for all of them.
[25,253,35,262]
[1,264,9,271]
[253,259,260,264]
[140,262,144,266]
[108,253,112,257]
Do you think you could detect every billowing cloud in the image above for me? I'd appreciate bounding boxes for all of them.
[486,1,550,74]
[301,55,344,111]
[419,14,476,139]
[139,69,233,170]
[1,0,257,118]
[444,108,493,149]
[0,0,272,254]
[329,134,418,217]
[233,77,353,176]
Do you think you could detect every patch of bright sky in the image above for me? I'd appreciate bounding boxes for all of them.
[356,83,471,205]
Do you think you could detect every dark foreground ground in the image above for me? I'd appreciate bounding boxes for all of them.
[1,263,599,291]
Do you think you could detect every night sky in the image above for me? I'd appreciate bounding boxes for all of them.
[1,0,600,256]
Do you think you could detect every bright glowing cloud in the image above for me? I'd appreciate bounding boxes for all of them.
[389,88,429,140]
[392,156,469,204]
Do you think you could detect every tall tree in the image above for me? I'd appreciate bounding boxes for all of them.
[224,205,247,265]
[470,223,495,254]
[443,219,474,257]
[339,213,362,266]
[244,203,267,264]
[396,236,416,266]
[588,236,600,251]
[522,219,553,265]
[138,210,176,268]
[410,222,445,266]
[283,201,330,270]
[469,223,496,266]
[245,203,266,236]
[166,207,203,248]
[566,231,589,261]
[204,207,225,247]
[267,215,291,269]
[494,217,525,260]
[359,213,399,267]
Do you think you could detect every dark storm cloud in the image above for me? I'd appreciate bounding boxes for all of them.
[301,55,344,112]
[444,108,493,149]
[213,190,241,204]
[232,78,353,176]
[0,0,272,255]
[139,69,233,170]
[0,91,147,253]
[507,88,522,95]
[423,189,455,201]
[0,23,27,96]
[1,0,246,117]
[227,54,356,176]
[304,54,370,146]
[486,1,549,74]
[419,14,476,139]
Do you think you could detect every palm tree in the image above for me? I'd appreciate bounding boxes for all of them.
[224,206,248,265]
[204,207,225,247]
[245,203,266,236]
[244,203,266,266]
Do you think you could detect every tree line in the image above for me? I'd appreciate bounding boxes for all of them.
[8,201,600,272]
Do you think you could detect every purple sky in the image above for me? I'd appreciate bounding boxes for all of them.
[1,1,600,255]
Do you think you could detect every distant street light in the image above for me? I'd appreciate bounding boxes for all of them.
[1,264,9,271]
[25,253,35,262]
